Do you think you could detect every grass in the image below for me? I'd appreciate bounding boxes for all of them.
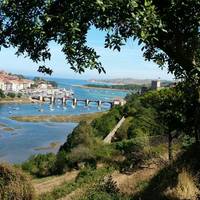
[34,142,61,151]
[0,123,7,127]
[10,112,105,123]
[38,167,113,200]
[0,123,16,132]
[131,144,200,200]
[164,169,199,200]
[0,97,32,104]
[3,127,15,132]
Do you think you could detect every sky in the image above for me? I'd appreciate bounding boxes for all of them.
[0,28,174,80]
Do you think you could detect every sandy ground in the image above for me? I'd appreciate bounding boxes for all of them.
[10,112,105,123]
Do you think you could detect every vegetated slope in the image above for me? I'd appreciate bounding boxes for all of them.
[17,87,200,200]
[132,144,200,200]
[33,170,79,195]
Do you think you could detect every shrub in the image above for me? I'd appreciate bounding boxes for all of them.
[17,93,22,98]
[81,174,125,200]
[59,121,95,152]
[0,163,35,199]
[65,146,96,169]
[54,150,69,174]
[99,175,119,194]
[92,108,123,138]
[21,153,56,177]
[115,139,151,172]
[7,92,16,98]
[114,117,133,141]
[0,89,5,98]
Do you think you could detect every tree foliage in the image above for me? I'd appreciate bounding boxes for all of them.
[21,153,56,177]
[0,89,5,98]
[0,0,199,79]
[92,107,123,138]
[59,121,95,152]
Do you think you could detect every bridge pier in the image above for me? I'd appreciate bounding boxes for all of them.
[39,96,44,102]
[85,99,89,106]
[50,96,55,104]
[110,102,114,109]
[72,98,77,107]
[62,97,66,105]
[97,100,102,107]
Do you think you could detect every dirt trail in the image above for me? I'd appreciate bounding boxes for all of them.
[112,167,159,195]
[58,188,85,200]
[33,170,79,195]
[58,167,160,200]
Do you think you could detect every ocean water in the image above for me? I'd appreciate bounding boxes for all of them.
[0,78,127,163]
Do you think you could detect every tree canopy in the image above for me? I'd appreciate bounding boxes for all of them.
[0,0,199,79]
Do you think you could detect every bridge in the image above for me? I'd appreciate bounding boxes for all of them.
[31,95,126,108]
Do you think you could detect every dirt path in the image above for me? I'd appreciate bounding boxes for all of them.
[33,170,79,195]
[58,187,86,200]
[112,167,159,195]
[58,166,160,199]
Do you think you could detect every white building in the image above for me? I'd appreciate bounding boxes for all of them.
[151,80,161,90]
[0,79,5,91]
[4,81,13,91]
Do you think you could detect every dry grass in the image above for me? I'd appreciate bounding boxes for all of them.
[0,98,32,104]
[10,112,105,123]
[0,123,7,127]
[0,163,35,200]
[34,141,61,151]
[164,169,199,200]
[33,170,79,195]
[112,166,159,195]
[3,127,15,131]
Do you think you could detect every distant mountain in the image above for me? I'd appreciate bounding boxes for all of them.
[88,78,173,86]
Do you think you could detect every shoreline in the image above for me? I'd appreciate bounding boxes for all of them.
[72,84,129,91]
[10,112,105,123]
[0,98,40,104]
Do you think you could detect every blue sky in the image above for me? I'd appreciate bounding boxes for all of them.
[0,28,174,80]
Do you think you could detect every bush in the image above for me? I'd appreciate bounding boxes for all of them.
[0,163,35,199]
[0,89,5,98]
[7,92,16,98]
[92,108,123,138]
[81,174,125,200]
[54,150,69,174]
[59,121,95,152]
[115,139,151,172]
[21,153,56,177]
[17,93,22,98]
[65,146,96,169]
[114,117,133,141]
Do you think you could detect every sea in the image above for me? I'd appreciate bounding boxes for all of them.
[0,78,128,163]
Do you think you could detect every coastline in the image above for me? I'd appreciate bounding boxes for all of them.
[73,84,129,91]
[10,112,105,123]
[0,98,39,104]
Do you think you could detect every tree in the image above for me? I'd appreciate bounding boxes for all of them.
[0,1,199,76]
[141,88,185,160]
[0,89,5,98]
[0,1,200,138]
[59,121,95,152]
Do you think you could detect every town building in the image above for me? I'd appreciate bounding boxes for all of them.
[0,71,34,92]
[151,80,161,90]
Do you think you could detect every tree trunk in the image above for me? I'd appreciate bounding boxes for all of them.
[194,86,200,143]
[168,132,173,162]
